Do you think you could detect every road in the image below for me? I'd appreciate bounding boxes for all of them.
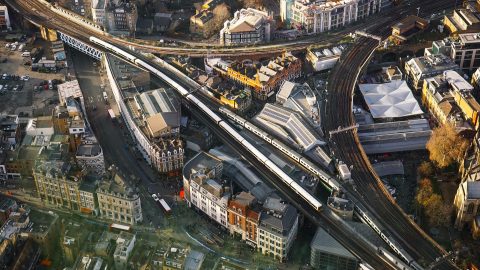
[68,48,184,228]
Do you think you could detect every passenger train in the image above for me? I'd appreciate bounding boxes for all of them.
[219,107,340,191]
[89,36,322,211]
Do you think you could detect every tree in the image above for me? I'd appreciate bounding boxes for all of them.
[415,178,451,227]
[242,0,264,9]
[415,178,434,208]
[426,123,469,168]
[424,194,452,227]
[417,161,434,178]
[206,3,232,38]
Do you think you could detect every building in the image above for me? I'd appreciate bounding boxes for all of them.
[182,152,230,228]
[162,246,205,270]
[105,1,138,35]
[327,190,354,220]
[79,177,97,214]
[404,54,460,90]
[97,169,143,225]
[114,231,136,270]
[0,114,20,148]
[227,192,260,247]
[290,0,384,34]
[254,103,324,151]
[189,0,222,38]
[451,32,480,70]
[390,15,429,44]
[306,45,345,72]
[91,0,106,26]
[104,54,184,175]
[358,80,424,120]
[257,196,298,262]
[444,9,480,33]
[26,116,55,137]
[0,6,11,30]
[454,180,480,230]
[310,227,359,270]
[219,52,302,100]
[190,10,215,38]
[57,80,83,106]
[423,70,479,130]
[135,88,180,138]
[220,8,272,45]
[276,81,321,128]
[280,0,294,26]
[33,159,85,211]
[51,40,66,61]
[75,143,105,175]
[75,256,107,270]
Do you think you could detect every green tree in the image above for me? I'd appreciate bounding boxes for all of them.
[426,123,469,168]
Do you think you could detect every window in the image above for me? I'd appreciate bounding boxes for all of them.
[467,203,474,214]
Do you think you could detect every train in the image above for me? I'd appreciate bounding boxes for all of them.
[88,36,323,211]
[219,106,340,191]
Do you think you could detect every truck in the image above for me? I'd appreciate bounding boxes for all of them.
[108,109,115,120]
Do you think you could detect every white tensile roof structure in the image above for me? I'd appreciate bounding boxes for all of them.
[358,80,424,119]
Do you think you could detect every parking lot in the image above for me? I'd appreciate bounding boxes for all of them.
[0,40,64,117]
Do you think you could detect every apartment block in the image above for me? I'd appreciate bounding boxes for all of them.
[227,192,259,247]
[443,9,480,33]
[75,143,105,176]
[105,1,138,35]
[33,159,85,210]
[422,70,480,130]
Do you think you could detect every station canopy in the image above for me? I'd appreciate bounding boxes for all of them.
[358,80,423,119]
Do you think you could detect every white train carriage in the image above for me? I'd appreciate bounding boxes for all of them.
[244,122,272,143]
[271,139,301,162]
[219,107,246,126]
[264,160,293,185]
[90,37,137,62]
[242,140,269,164]
[290,180,322,210]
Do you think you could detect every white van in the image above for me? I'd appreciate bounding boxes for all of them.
[18,44,24,51]
[21,52,30,57]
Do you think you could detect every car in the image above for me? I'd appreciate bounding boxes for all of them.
[2,74,7,80]
[7,85,13,90]
[151,194,159,201]
[18,85,23,91]
[21,75,30,81]
[13,85,18,91]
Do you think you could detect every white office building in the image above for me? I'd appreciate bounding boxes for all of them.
[183,152,230,228]
[290,0,385,34]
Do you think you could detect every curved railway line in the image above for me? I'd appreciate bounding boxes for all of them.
[323,1,457,268]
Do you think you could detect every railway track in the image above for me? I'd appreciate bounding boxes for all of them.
[323,1,458,268]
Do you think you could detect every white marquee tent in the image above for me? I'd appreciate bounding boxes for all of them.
[358,80,424,119]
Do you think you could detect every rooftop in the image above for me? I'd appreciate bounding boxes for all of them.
[76,143,102,157]
[358,80,424,119]
[310,227,356,259]
[259,196,297,236]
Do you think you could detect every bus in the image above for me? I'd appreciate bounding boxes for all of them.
[108,109,115,120]
[158,199,171,214]
[109,223,131,233]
